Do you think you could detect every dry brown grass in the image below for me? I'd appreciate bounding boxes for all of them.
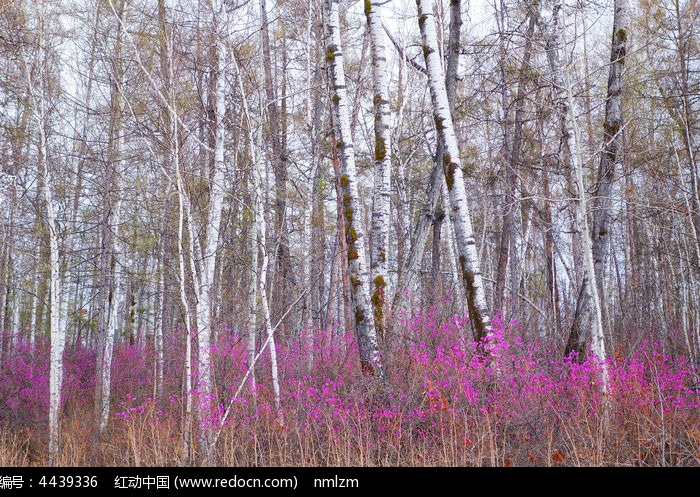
[2,403,699,467]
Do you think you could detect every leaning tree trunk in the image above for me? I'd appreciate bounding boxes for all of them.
[324,0,383,378]
[416,0,491,342]
[590,0,628,321]
[253,139,283,427]
[391,0,462,323]
[566,0,628,367]
[391,162,444,322]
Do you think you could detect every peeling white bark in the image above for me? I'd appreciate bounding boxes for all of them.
[366,0,392,338]
[416,0,491,342]
[194,0,229,465]
[26,13,66,460]
[324,0,383,377]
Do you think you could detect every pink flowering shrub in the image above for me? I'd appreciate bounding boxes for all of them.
[1,307,699,465]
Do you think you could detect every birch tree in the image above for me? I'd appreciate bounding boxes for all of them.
[300,2,324,367]
[24,0,66,464]
[566,0,628,367]
[416,0,491,342]
[324,0,383,377]
[37,82,65,467]
[154,0,172,402]
[590,0,628,326]
[365,0,392,339]
[192,0,229,464]
[152,0,195,461]
[233,49,283,424]
[0,1,30,360]
[531,3,575,327]
[260,0,293,335]
[641,0,700,288]
[390,0,461,324]
[95,0,126,438]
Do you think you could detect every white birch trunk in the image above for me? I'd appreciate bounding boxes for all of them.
[391,0,463,322]
[301,9,314,331]
[254,157,282,426]
[538,1,584,297]
[12,271,21,345]
[563,31,608,385]
[442,0,465,309]
[42,127,65,466]
[175,149,195,463]
[87,0,130,444]
[29,266,39,350]
[366,0,392,339]
[538,2,599,365]
[301,13,322,369]
[324,0,384,377]
[247,205,258,393]
[392,41,410,271]
[194,0,228,464]
[154,0,170,402]
[588,0,628,384]
[27,32,65,462]
[156,0,193,459]
[416,0,491,342]
[99,205,125,433]
[97,210,123,434]
[442,179,465,307]
[560,1,627,382]
[154,260,165,399]
[96,92,125,434]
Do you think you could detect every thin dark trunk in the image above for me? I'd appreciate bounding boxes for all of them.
[542,168,561,332]
[495,6,536,315]
[331,131,353,337]
[261,0,292,335]
[430,208,445,304]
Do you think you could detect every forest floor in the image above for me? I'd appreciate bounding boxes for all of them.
[2,307,699,467]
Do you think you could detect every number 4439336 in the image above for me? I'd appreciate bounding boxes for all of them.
[39,475,98,488]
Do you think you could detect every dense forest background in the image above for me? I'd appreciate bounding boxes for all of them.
[1,0,700,467]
